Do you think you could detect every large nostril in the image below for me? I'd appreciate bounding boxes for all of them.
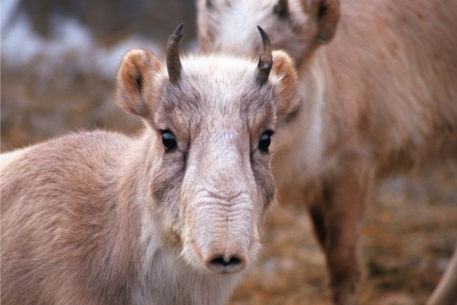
[206,254,246,273]
[210,256,242,267]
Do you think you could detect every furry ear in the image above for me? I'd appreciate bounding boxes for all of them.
[116,49,163,118]
[307,0,340,43]
[270,50,299,116]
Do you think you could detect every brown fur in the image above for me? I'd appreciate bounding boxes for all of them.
[1,40,298,304]
[197,0,457,304]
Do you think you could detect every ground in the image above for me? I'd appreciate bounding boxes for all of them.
[229,169,457,305]
[2,63,456,305]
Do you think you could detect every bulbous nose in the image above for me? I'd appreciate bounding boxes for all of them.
[205,253,247,273]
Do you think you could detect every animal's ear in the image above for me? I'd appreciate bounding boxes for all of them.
[306,0,340,43]
[270,50,299,116]
[116,49,163,118]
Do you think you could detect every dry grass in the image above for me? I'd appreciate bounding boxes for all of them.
[229,169,457,305]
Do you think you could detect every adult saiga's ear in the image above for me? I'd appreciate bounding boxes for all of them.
[306,0,340,43]
[116,49,163,118]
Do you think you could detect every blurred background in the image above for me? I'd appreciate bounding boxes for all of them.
[1,1,456,304]
[1,0,197,150]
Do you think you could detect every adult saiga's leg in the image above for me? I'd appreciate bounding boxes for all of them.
[427,246,457,305]
[308,155,374,305]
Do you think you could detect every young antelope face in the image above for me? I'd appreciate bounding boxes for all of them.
[117,24,298,274]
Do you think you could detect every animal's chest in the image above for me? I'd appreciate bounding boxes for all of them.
[130,248,237,305]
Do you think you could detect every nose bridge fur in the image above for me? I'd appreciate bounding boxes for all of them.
[180,118,258,250]
[186,121,252,201]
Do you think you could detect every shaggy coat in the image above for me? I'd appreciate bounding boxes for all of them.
[197,0,457,304]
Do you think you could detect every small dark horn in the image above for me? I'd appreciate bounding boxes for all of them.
[256,26,273,85]
[166,23,184,84]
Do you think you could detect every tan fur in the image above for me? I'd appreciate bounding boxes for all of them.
[1,43,297,304]
[197,0,457,304]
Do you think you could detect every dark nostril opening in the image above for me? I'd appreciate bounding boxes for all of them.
[210,256,242,267]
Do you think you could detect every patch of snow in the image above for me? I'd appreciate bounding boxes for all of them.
[94,35,163,78]
[1,0,20,30]
[1,9,162,79]
[2,12,46,65]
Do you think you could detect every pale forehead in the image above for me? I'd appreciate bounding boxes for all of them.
[181,54,256,77]
[158,54,274,130]
[216,0,274,51]
[180,54,260,108]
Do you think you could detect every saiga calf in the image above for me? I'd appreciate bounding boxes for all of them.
[1,25,298,305]
[197,0,457,304]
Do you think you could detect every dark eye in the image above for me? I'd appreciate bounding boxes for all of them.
[161,130,177,151]
[273,2,289,18]
[259,130,274,152]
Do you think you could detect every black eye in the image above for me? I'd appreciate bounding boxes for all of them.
[259,130,274,152]
[273,2,288,18]
[161,130,177,151]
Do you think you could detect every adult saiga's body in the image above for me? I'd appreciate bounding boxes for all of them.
[198,0,457,304]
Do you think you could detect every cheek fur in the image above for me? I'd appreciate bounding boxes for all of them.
[150,152,186,204]
[251,153,276,209]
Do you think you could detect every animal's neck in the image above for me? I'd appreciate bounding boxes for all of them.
[269,56,328,200]
[295,42,366,155]
[94,131,156,276]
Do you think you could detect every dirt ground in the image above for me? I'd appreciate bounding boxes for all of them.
[229,169,457,305]
[2,63,457,305]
